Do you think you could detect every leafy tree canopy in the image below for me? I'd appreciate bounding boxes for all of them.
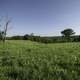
[61,28,75,37]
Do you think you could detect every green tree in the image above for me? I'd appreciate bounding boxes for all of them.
[23,34,29,40]
[61,28,75,41]
[0,31,3,40]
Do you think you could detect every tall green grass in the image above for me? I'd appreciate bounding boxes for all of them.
[0,40,80,80]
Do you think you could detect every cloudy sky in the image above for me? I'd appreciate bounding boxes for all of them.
[0,0,80,36]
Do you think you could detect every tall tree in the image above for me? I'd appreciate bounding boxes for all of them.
[61,28,75,41]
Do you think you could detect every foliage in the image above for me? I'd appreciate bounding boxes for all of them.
[10,36,23,40]
[0,31,4,40]
[61,29,75,41]
[6,28,80,43]
[8,34,80,43]
[61,28,75,37]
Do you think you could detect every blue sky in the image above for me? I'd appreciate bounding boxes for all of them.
[0,0,80,36]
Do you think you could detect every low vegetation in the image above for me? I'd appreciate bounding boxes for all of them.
[0,40,80,80]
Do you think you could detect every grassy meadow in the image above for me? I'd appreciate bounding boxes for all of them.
[0,40,80,80]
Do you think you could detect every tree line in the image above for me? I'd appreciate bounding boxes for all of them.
[3,28,80,43]
[0,27,80,43]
